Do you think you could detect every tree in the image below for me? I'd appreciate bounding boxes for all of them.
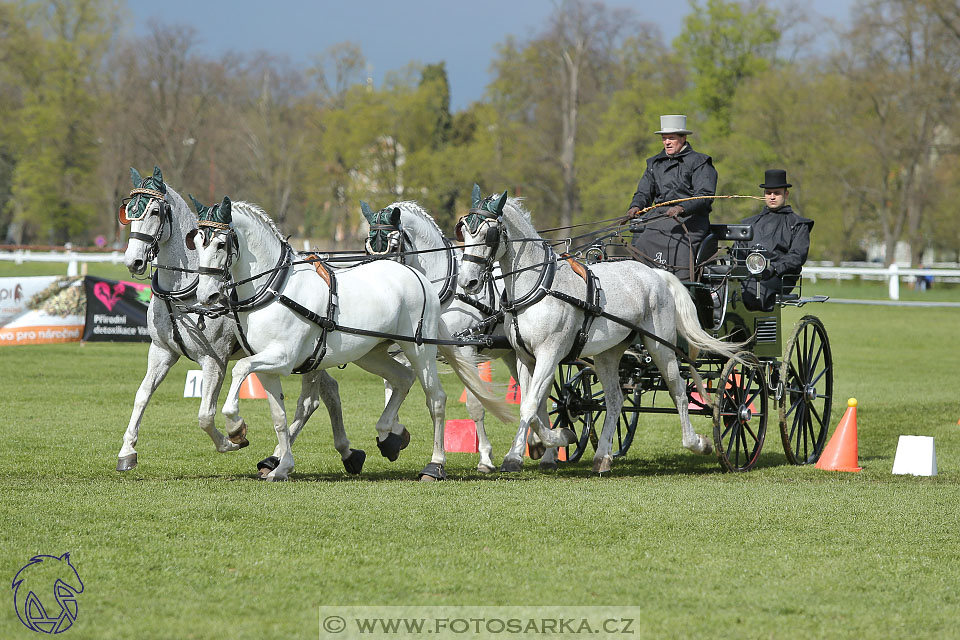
[4,0,118,244]
[674,0,780,142]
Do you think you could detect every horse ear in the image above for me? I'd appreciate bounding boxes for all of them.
[152,166,164,188]
[360,201,376,223]
[389,207,401,226]
[221,196,232,223]
[493,190,508,215]
[130,167,142,188]
[188,194,206,216]
[471,184,482,208]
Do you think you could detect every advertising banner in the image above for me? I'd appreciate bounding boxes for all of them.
[82,276,152,342]
[0,277,84,345]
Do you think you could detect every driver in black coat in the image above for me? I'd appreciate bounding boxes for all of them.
[736,169,814,311]
[627,114,718,281]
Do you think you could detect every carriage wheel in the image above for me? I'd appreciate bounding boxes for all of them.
[780,315,833,465]
[547,363,597,463]
[713,355,769,472]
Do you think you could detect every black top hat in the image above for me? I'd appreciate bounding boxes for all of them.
[759,169,791,189]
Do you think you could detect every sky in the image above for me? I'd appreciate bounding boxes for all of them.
[124,0,856,111]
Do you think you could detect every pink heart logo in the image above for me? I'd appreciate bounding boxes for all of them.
[93,282,126,311]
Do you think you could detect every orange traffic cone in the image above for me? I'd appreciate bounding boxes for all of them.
[460,361,494,402]
[239,373,268,399]
[506,377,521,404]
[816,398,862,472]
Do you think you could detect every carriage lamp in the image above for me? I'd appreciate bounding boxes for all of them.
[745,252,768,275]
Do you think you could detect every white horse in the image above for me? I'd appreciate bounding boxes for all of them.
[193,197,512,481]
[361,199,530,472]
[457,191,745,473]
[118,167,363,474]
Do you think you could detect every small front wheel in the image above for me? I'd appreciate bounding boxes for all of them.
[713,356,769,472]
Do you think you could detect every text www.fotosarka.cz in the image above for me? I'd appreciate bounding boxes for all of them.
[319,606,639,638]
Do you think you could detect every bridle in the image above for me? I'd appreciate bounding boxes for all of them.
[455,207,503,283]
[187,222,241,299]
[364,223,405,258]
[118,187,173,264]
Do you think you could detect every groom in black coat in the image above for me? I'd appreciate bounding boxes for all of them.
[736,169,814,311]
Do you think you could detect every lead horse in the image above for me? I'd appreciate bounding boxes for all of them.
[118,167,362,474]
[193,196,512,481]
[457,190,745,473]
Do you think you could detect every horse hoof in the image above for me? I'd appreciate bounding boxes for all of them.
[400,427,411,450]
[527,441,546,460]
[559,427,577,446]
[116,453,138,472]
[342,449,366,475]
[376,433,404,462]
[418,462,446,482]
[500,458,523,473]
[227,421,248,446]
[477,463,496,474]
[257,456,280,479]
[592,456,613,474]
[539,460,558,472]
[700,436,714,455]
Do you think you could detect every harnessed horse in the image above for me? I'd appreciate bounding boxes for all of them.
[364,195,570,471]
[192,197,511,481]
[118,167,361,475]
[457,190,745,473]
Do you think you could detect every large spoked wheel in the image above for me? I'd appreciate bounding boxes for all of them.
[588,378,641,459]
[713,355,769,472]
[780,315,833,465]
[548,363,597,463]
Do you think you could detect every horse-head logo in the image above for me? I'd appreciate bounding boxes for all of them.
[12,553,84,634]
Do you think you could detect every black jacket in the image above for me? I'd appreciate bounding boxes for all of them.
[629,143,718,233]
[736,204,814,311]
[737,205,813,276]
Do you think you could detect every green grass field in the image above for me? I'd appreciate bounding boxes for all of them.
[2,271,960,638]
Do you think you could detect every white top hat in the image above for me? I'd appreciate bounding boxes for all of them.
[655,114,692,135]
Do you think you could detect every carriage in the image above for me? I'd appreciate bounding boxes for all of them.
[546,223,833,472]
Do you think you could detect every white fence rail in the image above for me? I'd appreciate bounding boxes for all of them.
[2,250,959,300]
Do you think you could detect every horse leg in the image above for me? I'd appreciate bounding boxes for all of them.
[646,339,712,455]
[255,373,293,481]
[197,357,246,453]
[538,394,560,471]
[354,347,415,462]
[590,350,627,474]
[500,357,534,472]
[523,357,577,450]
[117,342,178,470]
[399,342,447,481]
[295,370,365,474]
[383,350,411,444]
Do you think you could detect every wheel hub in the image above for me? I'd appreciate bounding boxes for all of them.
[738,404,752,423]
[804,385,817,403]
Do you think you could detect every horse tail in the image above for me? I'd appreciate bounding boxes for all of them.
[437,328,516,424]
[653,269,748,363]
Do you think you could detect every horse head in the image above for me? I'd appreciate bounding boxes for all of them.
[191,196,237,307]
[121,166,173,275]
[361,201,403,255]
[456,185,507,294]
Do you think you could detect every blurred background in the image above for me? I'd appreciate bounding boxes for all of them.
[0,0,957,266]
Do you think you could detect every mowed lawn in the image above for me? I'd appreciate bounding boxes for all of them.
[1,295,959,638]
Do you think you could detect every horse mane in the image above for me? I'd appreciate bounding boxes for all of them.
[501,196,538,237]
[232,201,286,242]
[389,201,446,241]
